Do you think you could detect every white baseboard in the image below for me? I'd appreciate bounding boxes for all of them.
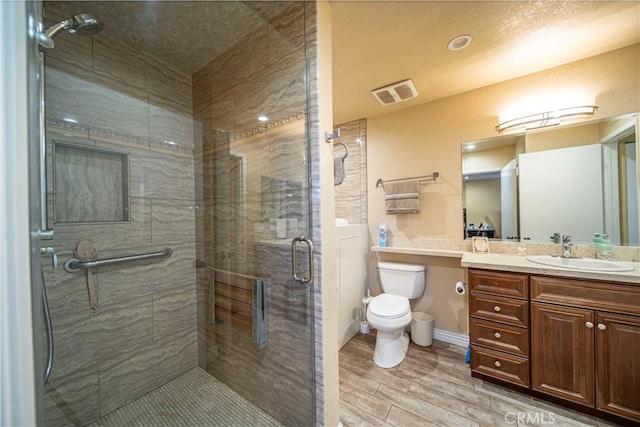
[433,328,469,348]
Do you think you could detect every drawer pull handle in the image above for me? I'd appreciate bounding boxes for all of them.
[597,323,606,331]
[493,306,501,312]
[585,322,594,329]
[494,361,502,368]
[494,332,501,339]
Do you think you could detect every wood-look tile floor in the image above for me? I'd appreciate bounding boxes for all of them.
[339,333,620,427]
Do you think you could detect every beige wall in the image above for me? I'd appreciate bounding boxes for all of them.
[366,43,640,336]
[317,1,341,426]
[464,179,502,235]
[463,145,515,173]
[525,122,600,153]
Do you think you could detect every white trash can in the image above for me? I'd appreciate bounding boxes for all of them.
[411,312,434,347]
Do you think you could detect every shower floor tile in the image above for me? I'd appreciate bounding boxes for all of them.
[88,367,283,427]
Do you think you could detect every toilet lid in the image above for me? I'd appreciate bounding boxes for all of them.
[369,294,410,318]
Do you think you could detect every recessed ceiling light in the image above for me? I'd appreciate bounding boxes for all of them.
[447,34,472,52]
[257,115,268,122]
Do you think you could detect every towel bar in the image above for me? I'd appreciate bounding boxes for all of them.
[376,172,439,188]
[64,247,172,273]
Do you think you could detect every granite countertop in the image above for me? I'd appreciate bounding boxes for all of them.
[461,252,640,285]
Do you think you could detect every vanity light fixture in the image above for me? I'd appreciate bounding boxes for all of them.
[496,105,598,132]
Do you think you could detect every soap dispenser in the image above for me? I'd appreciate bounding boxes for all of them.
[597,234,614,260]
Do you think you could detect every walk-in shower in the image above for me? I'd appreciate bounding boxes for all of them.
[31,1,320,425]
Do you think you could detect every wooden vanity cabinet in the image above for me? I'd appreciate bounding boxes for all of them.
[531,276,640,422]
[530,302,595,407]
[469,269,530,388]
[469,269,640,424]
[596,312,640,421]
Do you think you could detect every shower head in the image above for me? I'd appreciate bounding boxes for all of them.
[67,13,104,36]
[39,13,103,49]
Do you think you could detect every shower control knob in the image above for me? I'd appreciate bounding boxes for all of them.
[40,247,58,269]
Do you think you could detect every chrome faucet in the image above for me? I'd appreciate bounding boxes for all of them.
[561,235,573,258]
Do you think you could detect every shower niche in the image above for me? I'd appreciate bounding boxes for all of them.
[53,141,130,224]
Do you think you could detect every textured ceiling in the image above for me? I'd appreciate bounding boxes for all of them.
[331,1,640,124]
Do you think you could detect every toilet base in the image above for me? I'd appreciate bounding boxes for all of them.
[373,330,410,368]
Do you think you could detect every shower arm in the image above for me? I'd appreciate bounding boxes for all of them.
[44,18,74,39]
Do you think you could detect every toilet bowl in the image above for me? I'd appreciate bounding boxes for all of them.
[367,262,426,368]
[367,294,412,368]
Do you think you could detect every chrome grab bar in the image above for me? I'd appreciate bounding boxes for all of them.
[64,247,172,272]
[291,236,314,284]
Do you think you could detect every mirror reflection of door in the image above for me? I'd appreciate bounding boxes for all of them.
[519,144,603,243]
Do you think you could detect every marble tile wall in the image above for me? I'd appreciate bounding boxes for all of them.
[333,119,368,224]
[193,1,323,425]
[42,4,197,425]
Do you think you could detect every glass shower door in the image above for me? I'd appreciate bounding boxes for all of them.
[194,25,315,423]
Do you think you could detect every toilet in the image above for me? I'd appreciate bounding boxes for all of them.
[366,262,426,368]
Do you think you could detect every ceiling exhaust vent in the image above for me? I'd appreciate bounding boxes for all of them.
[371,79,418,105]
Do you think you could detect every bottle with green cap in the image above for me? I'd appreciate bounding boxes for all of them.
[597,234,614,260]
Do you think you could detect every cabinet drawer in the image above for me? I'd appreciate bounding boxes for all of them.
[470,318,529,357]
[470,293,529,327]
[531,276,640,316]
[471,345,530,388]
[469,269,528,299]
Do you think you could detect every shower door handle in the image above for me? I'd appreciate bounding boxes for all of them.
[291,236,314,284]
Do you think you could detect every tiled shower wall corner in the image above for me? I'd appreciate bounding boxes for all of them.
[41,5,197,425]
[192,2,323,425]
[333,119,368,224]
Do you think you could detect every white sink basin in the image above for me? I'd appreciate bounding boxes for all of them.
[527,255,635,272]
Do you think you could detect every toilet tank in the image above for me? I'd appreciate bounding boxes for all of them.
[377,262,426,299]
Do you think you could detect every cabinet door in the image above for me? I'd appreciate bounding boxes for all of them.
[531,302,594,407]
[596,312,640,422]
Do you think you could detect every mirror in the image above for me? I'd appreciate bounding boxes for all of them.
[462,113,639,246]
